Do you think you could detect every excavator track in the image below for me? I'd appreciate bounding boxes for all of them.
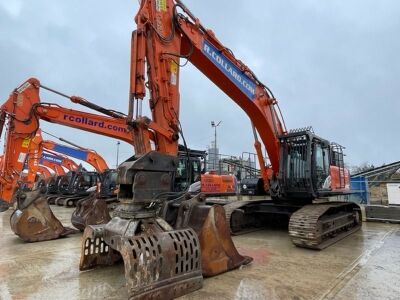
[289,202,361,250]
[223,200,267,235]
[54,195,88,207]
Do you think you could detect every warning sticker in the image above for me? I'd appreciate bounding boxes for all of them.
[17,152,27,163]
[156,0,166,12]
[21,138,30,148]
[16,82,31,93]
[170,61,178,85]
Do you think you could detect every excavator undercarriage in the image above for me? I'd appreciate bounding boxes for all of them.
[289,202,361,250]
[220,199,361,250]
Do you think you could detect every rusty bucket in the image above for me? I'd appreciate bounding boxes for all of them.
[176,202,252,277]
[71,193,111,231]
[10,188,78,242]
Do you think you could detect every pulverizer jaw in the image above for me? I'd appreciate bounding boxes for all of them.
[80,152,203,299]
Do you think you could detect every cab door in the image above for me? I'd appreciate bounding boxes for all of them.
[312,141,330,192]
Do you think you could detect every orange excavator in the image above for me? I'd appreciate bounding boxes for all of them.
[42,139,109,173]
[0,80,235,244]
[38,135,114,206]
[0,89,133,212]
[33,165,52,179]
[0,75,250,297]
[76,1,359,298]
[41,151,79,173]
[0,85,231,211]
[23,152,78,187]
[2,2,360,296]
[34,151,79,178]
[0,92,137,241]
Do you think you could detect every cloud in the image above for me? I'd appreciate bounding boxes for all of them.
[0,0,399,169]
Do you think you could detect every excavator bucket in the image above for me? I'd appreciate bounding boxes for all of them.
[10,187,78,242]
[71,193,111,231]
[174,198,252,277]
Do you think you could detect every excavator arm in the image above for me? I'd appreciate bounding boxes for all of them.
[0,78,136,209]
[129,0,286,192]
[41,140,109,172]
[36,165,52,179]
[40,151,79,172]
[22,134,80,184]
[40,160,65,176]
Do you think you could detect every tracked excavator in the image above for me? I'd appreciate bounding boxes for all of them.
[0,92,136,241]
[0,78,250,296]
[0,79,237,246]
[40,152,81,199]
[12,128,102,207]
[2,1,359,295]
[0,92,134,212]
[78,1,360,298]
[21,152,77,191]
[38,138,116,207]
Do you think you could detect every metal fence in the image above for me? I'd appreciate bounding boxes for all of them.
[206,151,267,180]
[336,178,400,205]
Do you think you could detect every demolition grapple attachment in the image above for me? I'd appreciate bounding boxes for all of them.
[80,217,202,299]
[10,187,78,242]
[79,152,251,298]
[80,152,203,299]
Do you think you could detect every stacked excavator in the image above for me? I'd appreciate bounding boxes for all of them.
[0,0,362,298]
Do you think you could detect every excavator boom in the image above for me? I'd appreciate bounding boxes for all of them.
[41,140,109,172]
[0,78,136,210]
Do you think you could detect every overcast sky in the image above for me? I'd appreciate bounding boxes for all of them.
[0,0,399,170]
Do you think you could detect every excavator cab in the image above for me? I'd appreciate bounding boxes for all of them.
[98,169,118,198]
[58,171,97,196]
[278,129,349,200]
[174,147,205,192]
